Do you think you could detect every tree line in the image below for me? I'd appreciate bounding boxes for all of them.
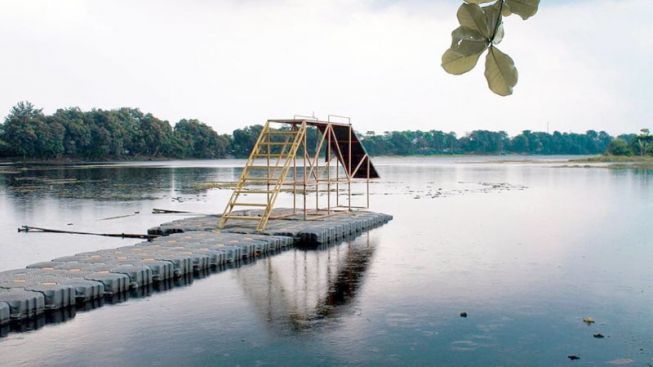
[360,129,613,155]
[0,101,644,160]
[0,102,231,159]
[605,129,653,157]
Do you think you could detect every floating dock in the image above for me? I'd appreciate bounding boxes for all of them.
[0,209,391,328]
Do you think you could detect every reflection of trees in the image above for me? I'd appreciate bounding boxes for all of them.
[235,234,376,333]
[0,165,239,201]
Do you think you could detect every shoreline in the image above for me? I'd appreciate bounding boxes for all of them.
[569,155,653,163]
[1,153,599,165]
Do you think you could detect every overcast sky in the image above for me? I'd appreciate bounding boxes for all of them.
[0,0,650,136]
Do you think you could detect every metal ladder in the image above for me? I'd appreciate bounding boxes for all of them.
[217,121,307,231]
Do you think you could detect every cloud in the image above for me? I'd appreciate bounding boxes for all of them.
[0,0,650,136]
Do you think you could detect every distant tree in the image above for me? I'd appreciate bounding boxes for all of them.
[0,139,8,157]
[174,119,228,158]
[388,131,413,155]
[112,108,144,156]
[634,128,653,156]
[38,116,65,157]
[460,130,509,153]
[139,114,175,157]
[0,123,9,157]
[51,107,91,156]
[82,110,122,158]
[606,139,632,156]
[231,125,263,158]
[510,131,530,153]
[2,101,44,158]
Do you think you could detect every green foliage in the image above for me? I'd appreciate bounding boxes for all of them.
[174,119,230,158]
[606,139,632,156]
[0,102,232,160]
[595,129,653,157]
[633,129,653,156]
[3,101,45,157]
[485,47,518,96]
[442,0,539,96]
[231,125,263,158]
[0,102,639,160]
[360,129,611,156]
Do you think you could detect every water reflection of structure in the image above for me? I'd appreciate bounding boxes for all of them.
[0,233,376,337]
[236,233,376,332]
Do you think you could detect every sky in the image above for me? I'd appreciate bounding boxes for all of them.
[0,0,651,136]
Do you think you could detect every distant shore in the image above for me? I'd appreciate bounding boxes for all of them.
[4,154,653,167]
[0,153,599,165]
[566,155,653,169]
[569,155,653,163]
[0,156,187,165]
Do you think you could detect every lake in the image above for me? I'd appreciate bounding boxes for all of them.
[0,156,652,366]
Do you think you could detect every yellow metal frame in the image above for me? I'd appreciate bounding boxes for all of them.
[217,117,374,232]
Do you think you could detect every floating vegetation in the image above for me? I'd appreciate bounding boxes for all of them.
[377,181,528,200]
[13,177,80,184]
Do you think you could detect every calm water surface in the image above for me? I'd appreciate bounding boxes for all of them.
[0,156,652,366]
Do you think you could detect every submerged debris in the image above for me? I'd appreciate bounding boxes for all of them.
[568,355,580,361]
[99,211,141,221]
[582,317,595,325]
[593,333,605,339]
[459,312,468,318]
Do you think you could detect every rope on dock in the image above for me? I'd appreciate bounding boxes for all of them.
[152,208,192,214]
[17,225,158,240]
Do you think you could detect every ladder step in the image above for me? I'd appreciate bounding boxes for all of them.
[248,165,285,169]
[254,154,285,158]
[236,189,276,194]
[258,142,289,145]
[223,215,262,220]
[231,203,268,207]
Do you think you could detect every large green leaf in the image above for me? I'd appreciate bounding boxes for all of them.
[484,46,518,96]
[506,0,539,20]
[442,26,489,75]
[464,0,496,3]
[442,48,485,75]
[457,3,490,38]
[450,26,487,47]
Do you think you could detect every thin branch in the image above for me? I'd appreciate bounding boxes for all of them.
[490,0,504,43]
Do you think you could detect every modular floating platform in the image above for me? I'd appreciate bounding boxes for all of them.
[0,209,392,329]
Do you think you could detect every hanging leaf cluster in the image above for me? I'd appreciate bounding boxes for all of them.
[441,0,539,96]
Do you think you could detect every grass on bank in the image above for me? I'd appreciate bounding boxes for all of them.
[567,155,653,169]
